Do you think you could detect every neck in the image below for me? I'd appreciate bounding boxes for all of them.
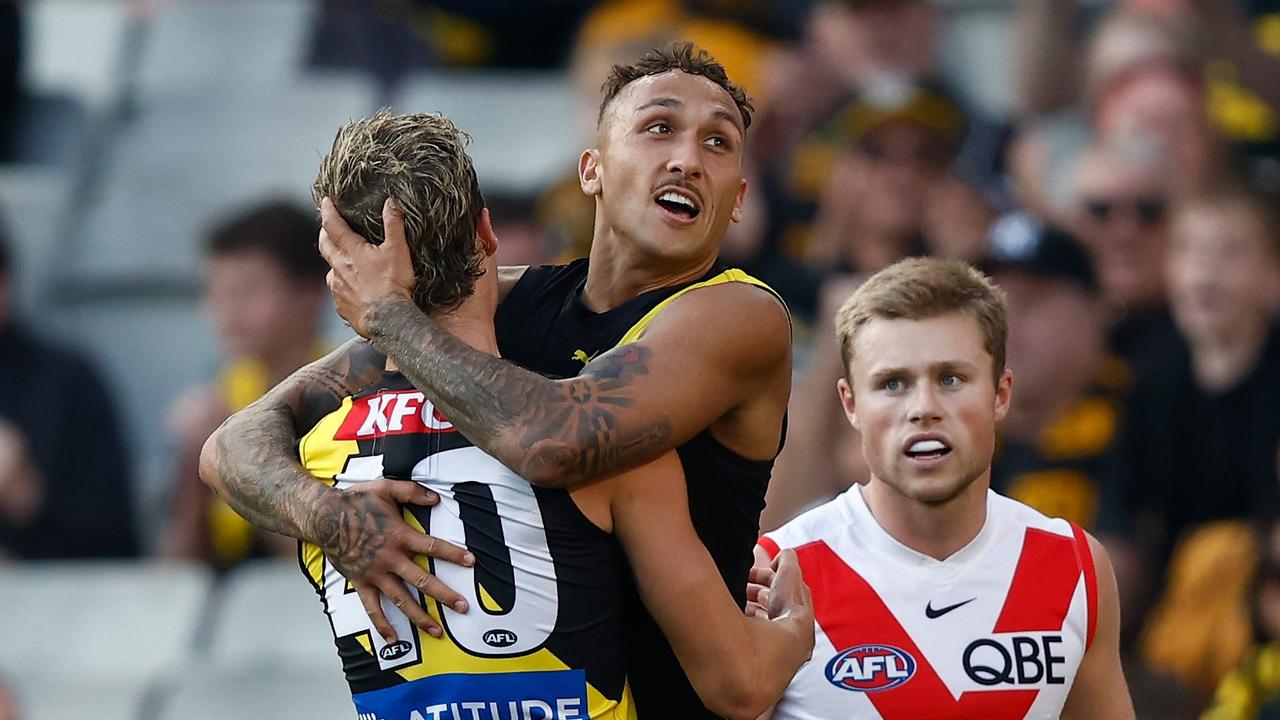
[386,304,499,372]
[861,472,990,561]
[1189,317,1270,392]
[581,219,717,312]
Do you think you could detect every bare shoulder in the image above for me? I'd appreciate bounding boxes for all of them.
[497,265,530,302]
[648,279,791,370]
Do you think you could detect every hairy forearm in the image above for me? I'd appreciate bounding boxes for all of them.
[365,294,672,487]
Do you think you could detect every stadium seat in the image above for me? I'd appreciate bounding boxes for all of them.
[22,0,134,112]
[0,561,213,682]
[202,559,346,676]
[135,0,318,96]
[75,76,377,282]
[9,677,148,720]
[154,667,355,720]
[391,71,579,194]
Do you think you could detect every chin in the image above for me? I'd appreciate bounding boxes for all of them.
[896,470,979,507]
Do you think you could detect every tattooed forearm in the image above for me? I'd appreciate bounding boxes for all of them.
[198,338,388,542]
[364,294,673,488]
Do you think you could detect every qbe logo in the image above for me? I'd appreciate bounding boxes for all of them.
[825,644,917,692]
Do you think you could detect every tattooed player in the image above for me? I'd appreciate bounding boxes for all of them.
[201,43,792,718]
[280,110,811,720]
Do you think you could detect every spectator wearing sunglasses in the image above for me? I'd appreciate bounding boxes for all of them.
[1070,135,1182,364]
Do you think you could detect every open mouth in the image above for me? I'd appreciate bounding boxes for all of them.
[905,438,952,461]
[655,190,701,221]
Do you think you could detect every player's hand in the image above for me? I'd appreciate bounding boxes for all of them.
[746,563,775,618]
[318,478,475,644]
[769,550,815,659]
[318,196,415,338]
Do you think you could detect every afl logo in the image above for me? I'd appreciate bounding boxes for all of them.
[379,640,413,661]
[825,644,917,692]
[483,629,518,648]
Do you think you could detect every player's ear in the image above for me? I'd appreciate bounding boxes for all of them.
[837,377,859,431]
[731,177,747,223]
[579,148,602,197]
[993,368,1013,422]
[476,207,498,258]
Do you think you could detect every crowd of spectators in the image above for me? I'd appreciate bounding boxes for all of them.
[1,0,1279,717]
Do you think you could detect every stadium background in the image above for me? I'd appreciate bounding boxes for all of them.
[0,0,1277,718]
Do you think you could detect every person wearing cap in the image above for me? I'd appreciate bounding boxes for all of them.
[754,79,966,321]
[983,213,1124,531]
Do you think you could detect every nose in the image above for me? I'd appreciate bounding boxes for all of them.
[907,383,943,425]
[665,134,704,179]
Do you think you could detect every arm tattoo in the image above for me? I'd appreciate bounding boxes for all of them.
[365,295,673,488]
[206,339,389,566]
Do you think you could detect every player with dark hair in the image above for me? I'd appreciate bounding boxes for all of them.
[202,42,794,717]
[757,257,1134,718]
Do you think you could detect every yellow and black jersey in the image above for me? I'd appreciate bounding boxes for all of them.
[298,372,634,720]
[494,259,788,719]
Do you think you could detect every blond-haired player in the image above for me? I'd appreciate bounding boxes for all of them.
[757,258,1134,719]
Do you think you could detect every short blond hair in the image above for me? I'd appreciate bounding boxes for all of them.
[314,109,484,312]
[835,258,1008,382]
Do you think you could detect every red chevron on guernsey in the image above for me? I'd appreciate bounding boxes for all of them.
[335,390,455,440]
[799,541,1040,719]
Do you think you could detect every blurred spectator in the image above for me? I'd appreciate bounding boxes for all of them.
[1142,519,1259,704]
[922,121,1013,262]
[1203,510,1280,720]
[751,0,943,165]
[0,1,20,162]
[1069,136,1181,361]
[983,214,1124,530]
[1107,183,1280,684]
[0,219,136,559]
[159,201,329,570]
[1010,8,1217,222]
[758,81,965,319]
[486,192,556,267]
[1016,0,1280,191]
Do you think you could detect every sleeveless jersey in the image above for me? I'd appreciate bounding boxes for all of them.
[759,486,1097,720]
[297,372,634,720]
[494,258,787,718]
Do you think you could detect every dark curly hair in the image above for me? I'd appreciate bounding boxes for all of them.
[313,109,485,313]
[598,41,753,131]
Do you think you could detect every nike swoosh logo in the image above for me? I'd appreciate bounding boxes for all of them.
[925,597,975,619]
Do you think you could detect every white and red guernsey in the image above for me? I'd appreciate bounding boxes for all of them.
[759,485,1097,720]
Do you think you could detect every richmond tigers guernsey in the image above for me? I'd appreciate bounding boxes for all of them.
[298,372,634,720]
[494,258,787,719]
[759,485,1097,720]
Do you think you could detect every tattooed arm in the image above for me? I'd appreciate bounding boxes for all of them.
[360,282,791,489]
[319,199,791,489]
[198,337,475,641]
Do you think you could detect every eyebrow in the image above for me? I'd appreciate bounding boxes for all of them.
[635,97,744,134]
[635,97,683,114]
[868,360,979,381]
